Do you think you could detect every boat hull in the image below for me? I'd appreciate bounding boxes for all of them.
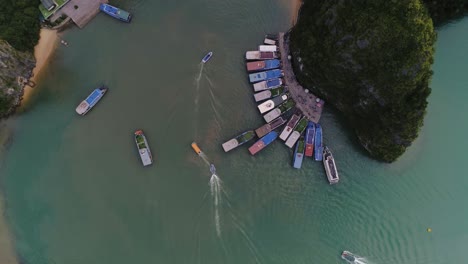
[293,137,305,169]
[75,86,108,115]
[314,124,323,161]
[248,131,278,155]
[323,147,339,184]
[255,117,286,138]
[253,78,282,92]
[100,4,132,22]
[134,130,153,166]
[221,130,255,152]
[202,52,213,63]
[304,122,315,157]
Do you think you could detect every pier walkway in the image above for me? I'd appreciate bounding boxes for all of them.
[278,32,324,123]
[50,0,108,28]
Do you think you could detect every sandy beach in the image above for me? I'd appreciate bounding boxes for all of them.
[21,29,59,105]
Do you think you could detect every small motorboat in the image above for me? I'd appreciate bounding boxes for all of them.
[210,164,216,174]
[341,251,366,264]
[202,52,213,63]
[60,39,68,46]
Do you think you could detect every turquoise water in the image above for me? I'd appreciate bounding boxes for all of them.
[1,1,468,263]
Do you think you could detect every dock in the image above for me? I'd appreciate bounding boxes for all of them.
[278,32,324,123]
[50,0,108,28]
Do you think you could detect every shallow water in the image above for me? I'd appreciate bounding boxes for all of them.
[1,2,467,263]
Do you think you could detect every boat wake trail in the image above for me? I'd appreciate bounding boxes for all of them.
[210,173,223,237]
[194,63,204,112]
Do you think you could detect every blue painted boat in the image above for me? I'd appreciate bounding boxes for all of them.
[253,78,283,92]
[246,59,281,72]
[100,4,132,23]
[305,122,315,157]
[75,86,108,115]
[248,69,284,83]
[248,131,278,155]
[314,123,323,161]
[202,52,213,63]
[293,136,305,169]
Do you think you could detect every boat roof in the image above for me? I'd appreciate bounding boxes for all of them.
[85,89,102,104]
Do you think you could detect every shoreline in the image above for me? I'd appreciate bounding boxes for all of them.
[21,29,59,106]
[0,28,59,264]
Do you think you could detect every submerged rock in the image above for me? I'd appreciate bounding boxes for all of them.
[0,40,35,119]
[290,0,436,162]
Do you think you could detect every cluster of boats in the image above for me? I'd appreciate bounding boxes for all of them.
[221,34,340,184]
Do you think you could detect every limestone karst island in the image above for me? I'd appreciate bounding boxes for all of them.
[0,0,467,263]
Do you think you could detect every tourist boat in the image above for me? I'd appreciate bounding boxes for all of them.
[75,86,108,115]
[264,37,276,45]
[249,69,284,83]
[285,117,308,148]
[259,45,278,52]
[100,4,132,22]
[202,52,213,63]
[323,146,339,184]
[246,59,281,72]
[134,130,153,166]
[314,123,323,161]
[263,99,295,123]
[221,130,256,152]
[253,78,283,92]
[255,117,287,138]
[257,94,289,114]
[245,51,278,60]
[191,142,202,155]
[254,86,284,102]
[248,131,278,155]
[341,251,364,264]
[293,136,305,169]
[279,112,302,141]
[304,122,315,157]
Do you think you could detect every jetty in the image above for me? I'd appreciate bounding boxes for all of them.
[48,0,109,28]
[278,32,324,123]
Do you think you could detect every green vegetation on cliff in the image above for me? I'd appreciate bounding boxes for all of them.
[422,0,468,25]
[0,0,41,52]
[290,0,436,162]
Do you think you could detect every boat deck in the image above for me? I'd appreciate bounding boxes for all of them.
[279,32,324,123]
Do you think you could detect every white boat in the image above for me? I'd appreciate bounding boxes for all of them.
[134,130,153,166]
[341,251,365,264]
[253,78,282,92]
[285,117,308,148]
[257,94,288,114]
[75,86,108,115]
[323,146,339,184]
[279,113,301,141]
[259,45,278,52]
[264,38,276,45]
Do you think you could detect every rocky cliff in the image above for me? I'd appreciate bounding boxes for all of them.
[290,0,436,162]
[0,40,35,118]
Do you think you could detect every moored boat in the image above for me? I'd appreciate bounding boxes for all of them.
[249,69,284,83]
[263,99,295,123]
[245,51,278,60]
[246,59,281,72]
[304,122,315,157]
[257,94,288,114]
[202,52,213,63]
[248,131,278,155]
[293,136,305,169]
[222,130,256,152]
[254,86,284,102]
[253,78,282,92]
[323,146,339,184]
[134,130,153,166]
[264,36,276,45]
[314,123,323,161]
[285,117,308,148]
[258,45,278,52]
[100,4,132,22]
[279,112,301,141]
[75,86,108,115]
[255,116,287,138]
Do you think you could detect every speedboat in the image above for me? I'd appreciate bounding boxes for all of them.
[202,52,213,63]
[210,164,216,174]
[341,251,366,264]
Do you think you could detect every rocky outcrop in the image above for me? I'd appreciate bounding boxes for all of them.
[290,0,436,162]
[0,40,35,118]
